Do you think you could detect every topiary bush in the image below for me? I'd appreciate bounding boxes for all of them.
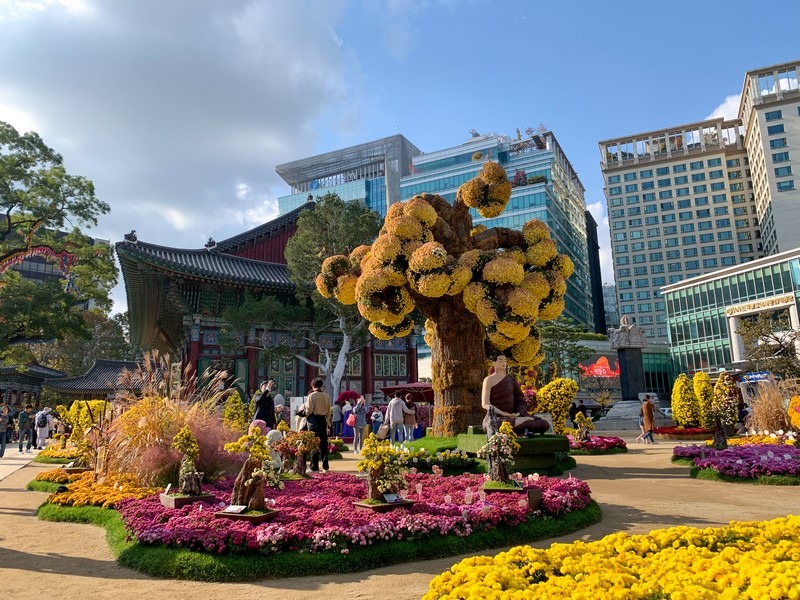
[671,373,700,427]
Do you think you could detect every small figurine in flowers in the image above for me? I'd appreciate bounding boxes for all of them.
[224,420,271,510]
[357,433,408,502]
[171,425,203,496]
[270,430,320,476]
[477,419,520,484]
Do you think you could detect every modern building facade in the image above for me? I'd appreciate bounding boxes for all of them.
[662,247,800,374]
[738,61,800,255]
[600,118,764,343]
[585,210,607,334]
[600,59,800,345]
[401,130,596,331]
[275,135,421,219]
[603,284,619,332]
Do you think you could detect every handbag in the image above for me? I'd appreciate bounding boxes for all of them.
[346,413,356,427]
[376,423,390,440]
[295,406,307,418]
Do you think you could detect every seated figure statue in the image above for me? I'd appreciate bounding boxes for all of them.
[481,352,549,436]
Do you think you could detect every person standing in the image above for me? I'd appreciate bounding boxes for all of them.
[351,396,368,454]
[641,395,656,444]
[34,406,53,450]
[17,404,33,454]
[305,378,331,472]
[0,406,11,458]
[253,379,276,431]
[387,392,414,444]
[331,400,343,438]
[403,394,417,442]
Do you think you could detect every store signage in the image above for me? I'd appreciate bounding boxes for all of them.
[725,294,795,317]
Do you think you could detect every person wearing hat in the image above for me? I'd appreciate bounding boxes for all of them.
[34,406,53,450]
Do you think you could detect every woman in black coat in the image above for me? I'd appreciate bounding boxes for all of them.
[253,379,276,430]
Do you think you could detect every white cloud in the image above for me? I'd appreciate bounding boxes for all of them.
[587,200,614,285]
[705,94,740,121]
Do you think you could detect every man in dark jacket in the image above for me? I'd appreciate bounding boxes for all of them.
[253,379,276,430]
[17,404,34,454]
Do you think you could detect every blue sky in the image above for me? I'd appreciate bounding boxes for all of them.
[1,0,799,313]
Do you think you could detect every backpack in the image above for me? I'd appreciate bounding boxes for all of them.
[36,413,48,428]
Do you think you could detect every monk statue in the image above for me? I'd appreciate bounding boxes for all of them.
[481,352,549,436]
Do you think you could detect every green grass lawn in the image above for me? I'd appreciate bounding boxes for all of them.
[689,467,800,486]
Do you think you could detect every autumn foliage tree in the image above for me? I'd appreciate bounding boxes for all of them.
[315,162,573,436]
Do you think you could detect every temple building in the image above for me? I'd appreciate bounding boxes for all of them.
[116,204,417,401]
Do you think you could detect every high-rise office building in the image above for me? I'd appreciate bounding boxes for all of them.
[599,59,800,345]
[600,118,763,343]
[738,61,800,254]
[275,135,421,219]
[401,130,595,331]
[603,284,619,332]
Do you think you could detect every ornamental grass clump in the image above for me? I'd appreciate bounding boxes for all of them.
[357,433,408,502]
[750,380,793,433]
[423,515,800,599]
[536,377,577,434]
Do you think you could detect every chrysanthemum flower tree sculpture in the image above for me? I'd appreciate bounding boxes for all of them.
[316,163,574,437]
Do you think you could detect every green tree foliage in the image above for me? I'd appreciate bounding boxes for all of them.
[538,317,594,382]
[0,121,117,351]
[536,377,578,434]
[736,309,800,378]
[692,372,714,428]
[671,373,700,427]
[222,391,247,432]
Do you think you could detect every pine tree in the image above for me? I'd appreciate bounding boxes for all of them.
[222,391,247,432]
[671,373,700,427]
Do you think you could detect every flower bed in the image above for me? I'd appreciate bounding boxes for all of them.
[673,443,800,483]
[35,468,83,484]
[706,432,797,447]
[117,472,593,555]
[405,448,477,472]
[653,426,713,441]
[423,515,800,599]
[567,435,627,455]
[49,472,162,508]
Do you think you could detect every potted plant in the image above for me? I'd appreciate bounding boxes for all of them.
[353,434,414,511]
[477,415,540,508]
[159,426,215,508]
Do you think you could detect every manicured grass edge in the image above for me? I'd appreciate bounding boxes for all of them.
[689,466,800,486]
[671,457,695,467]
[27,480,63,493]
[570,448,629,456]
[32,456,73,464]
[37,500,601,582]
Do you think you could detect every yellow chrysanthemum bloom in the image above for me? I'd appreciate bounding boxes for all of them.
[507,287,539,320]
[402,239,423,257]
[510,336,540,364]
[369,317,414,340]
[355,270,391,300]
[447,265,472,295]
[483,256,524,285]
[539,296,565,320]
[409,241,448,273]
[481,161,508,185]
[349,244,371,267]
[385,201,405,222]
[522,219,551,245]
[551,253,574,278]
[528,352,546,366]
[487,330,516,351]
[526,239,558,267]
[320,254,350,277]
[335,274,358,305]
[462,282,486,312]
[474,298,498,325]
[506,248,527,265]
[386,214,423,240]
[315,273,333,298]
[382,266,408,287]
[405,197,438,227]
[458,249,483,270]
[459,177,488,209]
[495,320,530,344]
[520,272,551,299]
[413,272,451,298]
[372,233,404,263]
[470,224,487,236]
[545,270,567,296]
[476,199,507,219]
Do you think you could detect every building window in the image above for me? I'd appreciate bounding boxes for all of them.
[635,279,648,289]
[656,167,670,176]
[693,184,707,193]
[698,221,713,230]
[613,233,627,241]
[695,209,710,217]
[683,246,697,255]
[642,181,655,190]
[657,178,671,188]
[608,175,621,183]
[772,152,790,163]
[685,260,699,269]
[679,211,693,221]
[767,124,785,135]
[721,256,736,266]
[620,305,635,314]
[616,256,630,265]
[649,252,662,261]
[690,161,704,170]
[691,173,706,182]
[624,172,637,181]
[726,158,740,167]
[717,230,733,240]
[695,196,708,205]
[770,138,787,149]
[610,198,623,207]
[701,246,716,255]
[676,187,690,197]
[672,164,687,173]
[709,169,724,179]
[650,265,665,274]
[639,169,653,178]
[668,263,682,272]
[708,158,721,167]
[703,259,718,268]
[634,267,647,275]
[643,192,656,200]
[675,175,688,184]
[662,214,676,223]
[765,109,782,121]
[625,184,639,192]
[618,268,631,276]
[637,303,652,312]
[666,250,680,259]
[719,243,734,252]
[775,166,792,177]
[699,233,713,242]
[609,186,622,195]
[716,218,731,228]
[777,180,795,191]
[627,195,640,204]
[647,227,660,237]
[652,276,666,286]
[680,224,695,233]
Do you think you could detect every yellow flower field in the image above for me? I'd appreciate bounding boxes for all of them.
[424,516,800,599]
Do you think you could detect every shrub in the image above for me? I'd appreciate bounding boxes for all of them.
[671,373,699,427]
[536,378,577,434]
[711,371,739,427]
[222,391,247,432]
[692,372,714,427]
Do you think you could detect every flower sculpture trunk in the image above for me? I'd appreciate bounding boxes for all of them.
[316,163,573,437]
[231,455,266,511]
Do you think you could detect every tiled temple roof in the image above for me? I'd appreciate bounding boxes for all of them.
[44,359,140,395]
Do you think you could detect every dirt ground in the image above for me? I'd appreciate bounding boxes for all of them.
[3,439,799,600]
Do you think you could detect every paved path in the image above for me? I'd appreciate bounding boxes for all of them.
[2,435,798,600]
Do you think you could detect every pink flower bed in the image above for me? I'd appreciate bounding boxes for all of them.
[568,435,627,453]
[653,426,712,435]
[117,472,592,555]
